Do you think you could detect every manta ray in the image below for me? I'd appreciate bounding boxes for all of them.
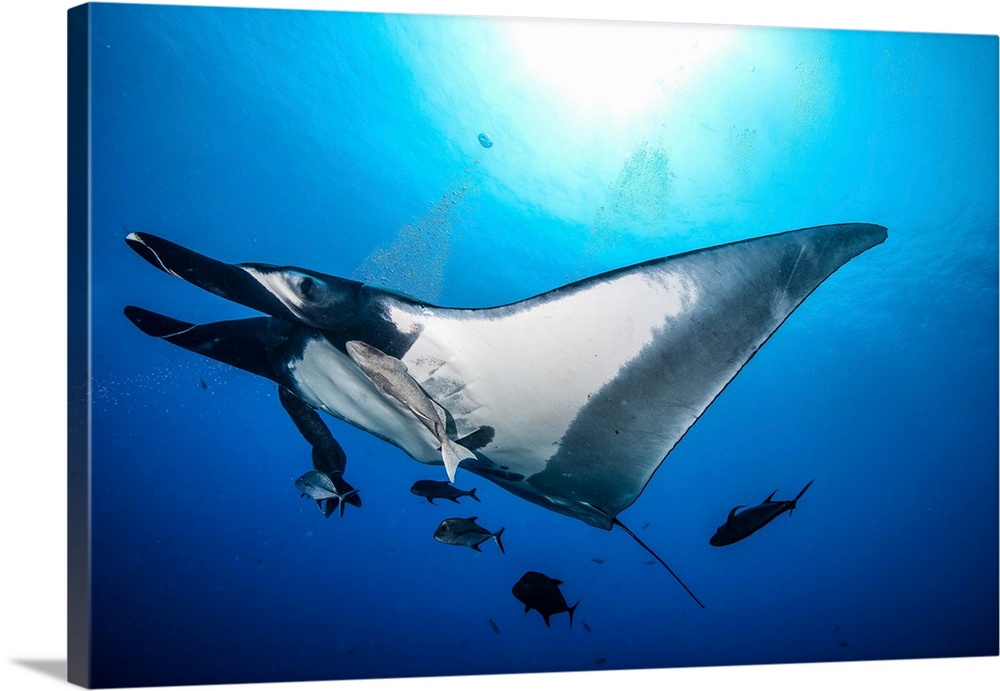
[123,223,886,602]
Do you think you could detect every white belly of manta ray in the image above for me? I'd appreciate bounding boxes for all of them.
[390,270,699,475]
[288,339,445,464]
[288,269,698,485]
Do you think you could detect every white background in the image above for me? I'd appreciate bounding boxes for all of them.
[2,2,997,691]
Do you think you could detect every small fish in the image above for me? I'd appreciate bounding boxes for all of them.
[346,341,478,482]
[595,657,607,665]
[197,377,208,389]
[591,557,604,564]
[294,470,359,518]
[512,571,579,628]
[581,620,592,633]
[642,522,650,530]
[643,560,656,566]
[410,479,480,505]
[838,640,849,648]
[433,517,505,553]
[710,480,814,546]
[488,617,500,635]
[295,470,339,500]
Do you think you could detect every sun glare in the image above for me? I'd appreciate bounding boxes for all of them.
[502,18,733,120]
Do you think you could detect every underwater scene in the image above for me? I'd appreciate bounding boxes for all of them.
[80,3,998,688]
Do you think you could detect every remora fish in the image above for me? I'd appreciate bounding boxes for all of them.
[294,470,358,518]
[433,517,505,553]
[512,571,579,628]
[410,479,480,504]
[346,340,477,482]
[710,480,815,546]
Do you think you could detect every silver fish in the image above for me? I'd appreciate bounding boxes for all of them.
[294,470,358,518]
[433,516,505,553]
[346,340,477,482]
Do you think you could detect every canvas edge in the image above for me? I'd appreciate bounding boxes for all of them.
[67,3,92,688]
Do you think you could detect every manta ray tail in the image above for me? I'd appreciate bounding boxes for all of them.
[440,438,476,483]
[613,518,706,609]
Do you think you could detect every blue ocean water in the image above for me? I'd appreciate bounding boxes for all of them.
[84,3,998,688]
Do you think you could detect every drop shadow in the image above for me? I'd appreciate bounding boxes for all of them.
[11,659,67,682]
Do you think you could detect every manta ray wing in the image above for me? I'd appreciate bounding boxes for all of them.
[381,223,886,527]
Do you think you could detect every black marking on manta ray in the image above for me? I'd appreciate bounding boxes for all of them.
[469,464,525,483]
[454,426,495,451]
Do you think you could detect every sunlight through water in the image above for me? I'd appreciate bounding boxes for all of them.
[501,18,734,121]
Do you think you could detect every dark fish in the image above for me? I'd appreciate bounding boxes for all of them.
[581,620,592,633]
[838,640,849,648]
[591,557,604,564]
[410,479,480,505]
[197,377,208,389]
[488,617,500,634]
[710,480,814,547]
[642,522,650,530]
[595,657,607,665]
[512,571,579,628]
[433,517,505,553]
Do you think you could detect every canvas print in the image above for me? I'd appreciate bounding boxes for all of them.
[67,3,999,688]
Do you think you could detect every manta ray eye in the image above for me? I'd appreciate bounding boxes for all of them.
[299,277,314,298]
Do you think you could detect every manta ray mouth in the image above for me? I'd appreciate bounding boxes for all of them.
[125,232,294,320]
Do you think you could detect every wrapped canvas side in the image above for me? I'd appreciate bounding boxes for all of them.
[67,4,92,688]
